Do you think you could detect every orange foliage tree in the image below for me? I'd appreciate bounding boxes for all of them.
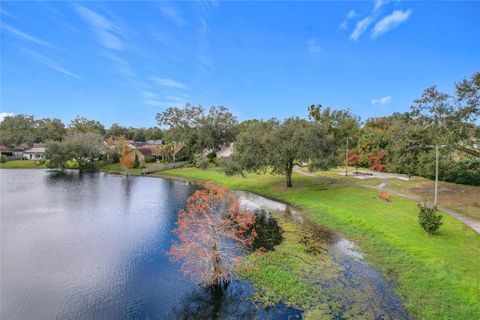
[169,182,257,288]
[119,145,134,174]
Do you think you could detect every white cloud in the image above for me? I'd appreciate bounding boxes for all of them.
[2,23,59,50]
[0,112,15,122]
[350,17,372,41]
[372,9,412,39]
[74,4,126,51]
[17,46,82,79]
[153,77,187,89]
[158,3,187,26]
[371,96,392,106]
[339,10,357,30]
[307,38,321,54]
[374,0,387,11]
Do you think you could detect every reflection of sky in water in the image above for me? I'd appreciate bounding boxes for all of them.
[1,170,302,319]
[235,188,410,319]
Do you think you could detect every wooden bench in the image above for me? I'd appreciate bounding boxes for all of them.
[379,192,392,202]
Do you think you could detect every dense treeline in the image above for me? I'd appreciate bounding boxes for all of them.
[1,72,478,184]
[0,115,163,146]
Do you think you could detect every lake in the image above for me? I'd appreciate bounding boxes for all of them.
[1,169,409,319]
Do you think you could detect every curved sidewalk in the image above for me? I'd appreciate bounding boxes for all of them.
[293,167,480,234]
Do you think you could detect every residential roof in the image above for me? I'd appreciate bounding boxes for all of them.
[25,147,46,153]
[138,145,161,156]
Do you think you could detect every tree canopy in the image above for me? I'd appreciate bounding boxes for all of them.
[156,104,238,157]
[223,117,337,187]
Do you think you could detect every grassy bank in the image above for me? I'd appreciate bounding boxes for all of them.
[0,160,46,169]
[157,166,480,319]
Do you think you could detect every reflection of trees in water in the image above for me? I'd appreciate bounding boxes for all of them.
[171,280,258,320]
[45,169,84,185]
[252,210,284,251]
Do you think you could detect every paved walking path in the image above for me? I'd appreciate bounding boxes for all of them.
[293,167,480,234]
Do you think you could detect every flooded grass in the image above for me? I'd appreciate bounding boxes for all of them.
[236,192,410,320]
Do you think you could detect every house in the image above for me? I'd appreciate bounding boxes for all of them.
[23,143,46,160]
[1,145,26,160]
[172,144,188,162]
[137,145,162,162]
[216,143,234,158]
[146,139,162,145]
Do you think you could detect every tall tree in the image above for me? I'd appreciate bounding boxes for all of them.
[0,114,37,145]
[106,123,129,138]
[198,106,239,151]
[169,183,256,288]
[69,116,106,136]
[156,104,238,157]
[63,132,104,171]
[36,118,66,142]
[223,118,337,187]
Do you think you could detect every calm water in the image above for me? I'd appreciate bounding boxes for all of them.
[0,170,301,319]
[1,169,409,320]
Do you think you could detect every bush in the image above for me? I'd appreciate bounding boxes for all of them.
[0,155,7,163]
[145,155,156,163]
[195,157,209,169]
[418,202,442,234]
[134,153,140,168]
[206,152,216,161]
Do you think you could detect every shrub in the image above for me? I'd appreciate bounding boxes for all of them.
[418,202,442,234]
[0,155,7,163]
[206,152,216,162]
[145,155,156,163]
[195,157,209,169]
[134,153,140,168]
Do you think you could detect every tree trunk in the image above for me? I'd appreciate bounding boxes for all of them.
[285,162,293,188]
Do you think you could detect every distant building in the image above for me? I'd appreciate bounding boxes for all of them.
[137,145,162,162]
[216,143,234,158]
[23,143,46,160]
[1,145,26,160]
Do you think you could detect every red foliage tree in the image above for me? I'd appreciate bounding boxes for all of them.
[169,182,257,288]
[368,150,387,172]
[119,145,134,175]
[347,152,361,171]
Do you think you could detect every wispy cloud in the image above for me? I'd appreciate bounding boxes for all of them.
[153,77,187,89]
[141,91,163,108]
[372,9,412,39]
[158,3,187,26]
[140,90,187,109]
[339,10,357,30]
[0,112,15,122]
[350,17,372,41]
[374,0,387,12]
[2,23,59,50]
[104,53,135,78]
[74,4,126,51]
[371,96,392,106]
[196,1,218,75]
[307,38,321,55]
[16,46,83,79]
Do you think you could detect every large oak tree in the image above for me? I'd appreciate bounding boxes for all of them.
[223,117,337,187]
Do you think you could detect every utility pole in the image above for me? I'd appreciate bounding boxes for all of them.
[434,144,439,207]
[345,137,349,176]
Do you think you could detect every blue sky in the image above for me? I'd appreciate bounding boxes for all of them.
[1,1,479,127]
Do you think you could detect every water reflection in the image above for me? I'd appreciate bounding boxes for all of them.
[252,211,283,251]
[0,170,300,320]
[235,189,411,320]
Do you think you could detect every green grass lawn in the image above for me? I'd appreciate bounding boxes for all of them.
[97,161,160,175]
[158,166,480,319]
[0,159,46,169]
